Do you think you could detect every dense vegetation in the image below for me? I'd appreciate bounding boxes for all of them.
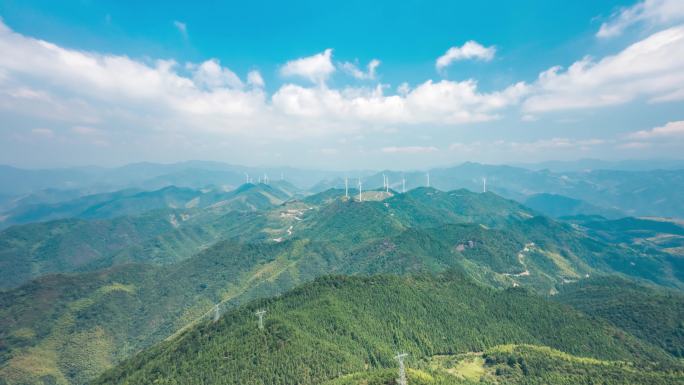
[93,274,679,385]
[323,345,684,385]
[524,193,623,219]
[0,184,292,288]
[556,276,684,357]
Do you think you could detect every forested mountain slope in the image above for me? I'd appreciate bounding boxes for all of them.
[1,188,683,385]
[556,276,684,357]
[93,274,679,385]
[0,184,294,289]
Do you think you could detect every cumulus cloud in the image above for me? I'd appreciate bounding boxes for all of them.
[381,146,439,154]
[628,120,684,139]
[3,16,682,160]
[597,0,684,38]
[280,49,335,84]
[191,59,243,89]
[436,41,495,72]
[0,19,267,134]
[0,20,531,145]
[272,80,528,125]
[247,70,265,87]
[524,25,684,112]
[340,59,380,80]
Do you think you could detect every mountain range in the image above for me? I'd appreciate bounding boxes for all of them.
[1,161,684,385]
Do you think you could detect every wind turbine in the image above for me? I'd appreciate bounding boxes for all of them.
[482,177,487,193]
[402,176,406,193]
[426,172,430,187]
[386,175,389,193]
[358,178,363,202]
[345,177,349,198]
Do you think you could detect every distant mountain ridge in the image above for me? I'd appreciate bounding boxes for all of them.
[3,160,684,218]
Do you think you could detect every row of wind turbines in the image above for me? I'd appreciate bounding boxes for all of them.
[344,173,488,202]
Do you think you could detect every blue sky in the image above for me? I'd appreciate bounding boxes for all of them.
[0,0,683,169]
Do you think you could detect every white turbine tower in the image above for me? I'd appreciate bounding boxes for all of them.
[358,178,363,202]
[385,175,389,193]
[482,177,487,193]
[383,173,387,190]
[395,353,409,385]
[402,177,406,193]
[426,172,430,187]
[345,177,349,198]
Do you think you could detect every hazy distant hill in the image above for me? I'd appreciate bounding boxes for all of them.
[0,162,348,197]
[0,182,299,228]
[4,161,684,218]
[514,158,684,172]
[524,193,624,219]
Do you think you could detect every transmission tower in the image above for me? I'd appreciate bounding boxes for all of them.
[395,353,408,385]
[255,309,267,330]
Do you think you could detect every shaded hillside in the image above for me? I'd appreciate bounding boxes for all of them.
[524,193,624,219]
[93,274,675,385]
[556,276,684,357]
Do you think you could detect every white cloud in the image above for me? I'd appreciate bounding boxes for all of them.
[191,59,243,89]
[173,20,188,38]
[628,120,684,139]
[381,146,439,154]
[597,0,684,38]
[524,25,684,112]
[280,49,335,84]
[436,41,495,72]
[0,19,266,134]
[0,19,530,146]
[340,59,380,80]
[247,70,265,87]
[272,80,528,125]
